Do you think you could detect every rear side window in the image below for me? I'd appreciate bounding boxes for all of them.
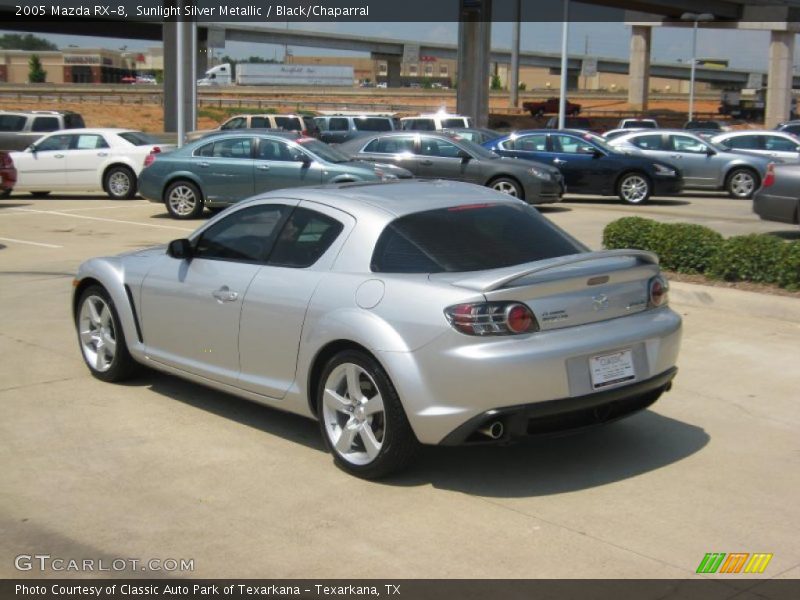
[0,115,27,131]
[363,136,415,154]
[250,116,270,128]
[724,135,760,150]
[118,132,159,146]
[631,134,665,151]
[196,137,252,158]
[32,117,60,132]
[74,134,109,150]
[64,114,85,128]
[274,117,302,131]
[441,118,468,129]
[764,135,798,151]
[403,119,434,131]
[504,134,546,152]
[268,208,344,268]
[371,204,583,273]
[355,118,392,131]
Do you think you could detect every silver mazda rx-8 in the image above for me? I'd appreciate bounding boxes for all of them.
[73,180,682,478]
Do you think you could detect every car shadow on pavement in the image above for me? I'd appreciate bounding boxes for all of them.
[769,230,800,240]
[389,410,709,497]
[124,371,326,451]
[129,371,708,496]
[562,197,692,207]
[0,202,31,209]
[536,206,572,214]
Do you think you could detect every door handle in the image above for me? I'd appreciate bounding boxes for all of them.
[97,152,108,157]
[670,154,682,159]
[54,154,64,158]
[553,158,566,165]
[198,161,210,168]
[212,286,239,303]
[419,160,433,166]
[257,165,270,171]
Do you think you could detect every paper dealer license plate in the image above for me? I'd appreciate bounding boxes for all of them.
[589,349,635,390]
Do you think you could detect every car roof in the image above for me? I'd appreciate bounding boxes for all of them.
[238,179,517,218]
[42,128,137,135]
[402,114,469,119]
[189,130,301,141]
[713,130,791,137]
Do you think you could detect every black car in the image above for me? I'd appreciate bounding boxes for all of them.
[483,129,683,204]
[337,131,564,204]
[753,163,800,227]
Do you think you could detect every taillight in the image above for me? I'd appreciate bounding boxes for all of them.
[0,151,12,169]
[143,146,161,168]
[649,276,669,308]
[445,302,539,336]
[763,162,775,188]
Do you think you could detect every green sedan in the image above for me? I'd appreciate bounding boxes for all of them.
[138,131,412,219]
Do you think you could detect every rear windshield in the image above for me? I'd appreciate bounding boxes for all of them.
[371,204,583,273]
[354,118,393,131]
[117,131,159,145]
[0,115,26,131]
[64,114,85,128]
[274,117,302,131]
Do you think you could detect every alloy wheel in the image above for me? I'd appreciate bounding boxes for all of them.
[620,175,649,204]
[492,180,519,196]
[168,185,199,217]
[78,295,117,373]
[730,171,755,198]
[322,363,386,466]
[108,171,131,197]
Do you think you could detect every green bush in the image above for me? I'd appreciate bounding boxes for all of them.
[602,216,661,251]
[602,217,800,290]
[648,223,723,274]
[707,234,786,284]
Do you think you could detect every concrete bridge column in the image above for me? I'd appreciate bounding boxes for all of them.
[765,30,795,128]
[163,20,195,134]
[628,25,651,111]
[456,0,492,127]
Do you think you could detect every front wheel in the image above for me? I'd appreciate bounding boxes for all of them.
[30,191,50,198]
[165,180,204,219]
[318,350,420,479]
[76,285,138,382]
[105,166,137,200]
[726,168,758,199]
[489,177,523,199]
[617,172,651,204]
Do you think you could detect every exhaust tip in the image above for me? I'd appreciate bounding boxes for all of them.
[479,420,504,440]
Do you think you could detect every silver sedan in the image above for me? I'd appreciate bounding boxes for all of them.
[609,129,773,198]
[711,130,800,163]
[72,180,682,478]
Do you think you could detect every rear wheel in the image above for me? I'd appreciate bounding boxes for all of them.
[726,168,758,199]
[76,285,138,383]
[165,180,203,219]
[30,191,50,198]
[318,350,419,479]
[617,172,651,204]
[489,177,524,199]
[104,166,137,200]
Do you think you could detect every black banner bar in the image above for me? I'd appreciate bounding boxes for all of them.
[3,580,800,600]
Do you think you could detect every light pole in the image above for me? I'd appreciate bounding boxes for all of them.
[681,12,714,121]
[558,0,570,129]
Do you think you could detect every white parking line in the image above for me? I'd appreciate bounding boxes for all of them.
[2,208,193,232]
[0,236,63,248]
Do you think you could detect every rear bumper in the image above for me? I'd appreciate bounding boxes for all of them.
[439,367,677,445]
[753,191,799,225]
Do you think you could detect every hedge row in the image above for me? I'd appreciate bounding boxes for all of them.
[602,217,800,290]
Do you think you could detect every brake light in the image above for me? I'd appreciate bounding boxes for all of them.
[0,151,13,169]
[143,146,161,168]
[763,163,775,188]
[649,276,669,308]
[447,203,493,212]
[445,302,539,336]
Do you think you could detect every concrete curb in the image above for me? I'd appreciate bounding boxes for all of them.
[669,280,800,324]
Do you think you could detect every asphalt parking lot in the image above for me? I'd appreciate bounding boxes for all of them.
[1,191,798,583]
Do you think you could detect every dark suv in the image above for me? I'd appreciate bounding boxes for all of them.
[0,110,85,151]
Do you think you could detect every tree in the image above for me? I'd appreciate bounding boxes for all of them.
[490,74,503,91]
[0,34,58,51]
[28,55,47,83]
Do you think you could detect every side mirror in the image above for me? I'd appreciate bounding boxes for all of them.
[705,147,716,156]
[458,150,472,162]
[27,144,36,153]
[167,238,193,260]
[294,153,311,164]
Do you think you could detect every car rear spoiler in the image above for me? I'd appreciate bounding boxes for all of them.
[449,250,659,292]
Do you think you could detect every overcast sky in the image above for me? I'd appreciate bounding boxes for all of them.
[0,22,785,73]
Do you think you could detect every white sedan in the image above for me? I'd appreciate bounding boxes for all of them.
[10,128,174,199]
[711,130,800,162]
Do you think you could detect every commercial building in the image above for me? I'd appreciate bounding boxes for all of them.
[0,48,140,84]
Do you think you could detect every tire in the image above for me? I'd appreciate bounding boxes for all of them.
[30,191,50,198]
[317,350,420,479]
[617,172,652,205]
[75,285,138,383]
[489,176,524,199]
[0,189,11,199]
[104,165,137,200]
[726,168,758,199]
[165,180,204,219]
[206,206,226,215]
